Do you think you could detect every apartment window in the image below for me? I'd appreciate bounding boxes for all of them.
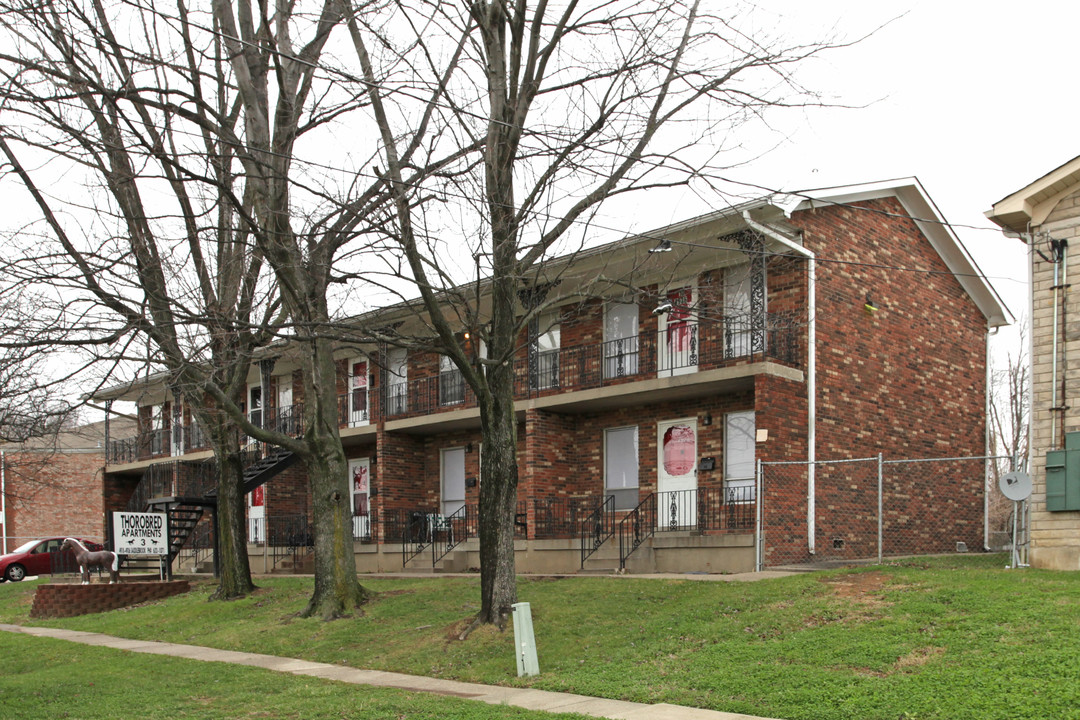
[605,426,639,510]
[724,411,755,502]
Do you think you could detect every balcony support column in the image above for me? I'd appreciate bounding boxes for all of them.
[259,358,275,434]
[103,399,112,455]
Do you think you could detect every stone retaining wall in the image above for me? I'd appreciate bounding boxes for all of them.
[30,580,190,618]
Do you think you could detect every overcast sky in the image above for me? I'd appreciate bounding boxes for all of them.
[642,0,1073,354]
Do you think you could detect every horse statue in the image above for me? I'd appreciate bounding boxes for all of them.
[61,538,120,584]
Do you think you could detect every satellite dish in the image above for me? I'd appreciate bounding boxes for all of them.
[1000,471,1032,502]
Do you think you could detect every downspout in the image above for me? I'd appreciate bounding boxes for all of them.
[1051,239,1069,447]
[985,325,999,551]
[743,211,817,554]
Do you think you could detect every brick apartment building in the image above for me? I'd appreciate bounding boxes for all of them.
[95,178,1009,574]
[1,418,136,553]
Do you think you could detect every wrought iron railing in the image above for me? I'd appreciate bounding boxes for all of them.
[618,493,656,570]
[268,514,313,571]
[107,436,138,464]
[400,509,435,566]
[125,459,219,511]
[580,495,615,567]
[177,520,214,572]
[430,504,468,567]
[339,391,370,427]
[264,403,304,437]
[532,496,595,539]
[618,486,756,567]
[109,314,800,460]
[352,509,374,543]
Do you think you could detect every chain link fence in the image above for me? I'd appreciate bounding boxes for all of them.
[758,454,1017,568]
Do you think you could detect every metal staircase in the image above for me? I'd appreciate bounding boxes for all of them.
[239,448,297,494]
[125,447,299,574]
[145,499,210,568]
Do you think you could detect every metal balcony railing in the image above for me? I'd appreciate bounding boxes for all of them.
[109,314,800,462]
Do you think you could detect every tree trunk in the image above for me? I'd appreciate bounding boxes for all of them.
[477,362,519,626]
[299,335,369,619]
[210,444,256,600]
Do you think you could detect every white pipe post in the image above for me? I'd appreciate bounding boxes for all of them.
[742,211,816,554]
[755,458,763,572]
[877,453,883,565]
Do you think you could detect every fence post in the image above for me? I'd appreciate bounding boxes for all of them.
[877,453,883,565]
[755,459,763,572]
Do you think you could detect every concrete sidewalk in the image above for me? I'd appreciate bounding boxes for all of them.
[0,623,778,720]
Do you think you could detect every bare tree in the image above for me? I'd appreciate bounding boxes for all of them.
[351,0,845,626]
[0,0,401,616]
[0,0,286,599]
[989,322,1030,531]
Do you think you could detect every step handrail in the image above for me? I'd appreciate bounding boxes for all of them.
[617,492,657,569]
[430,504,468,567]
[579,495,615,568]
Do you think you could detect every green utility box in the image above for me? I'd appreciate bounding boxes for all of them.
[1045,431,1080,511]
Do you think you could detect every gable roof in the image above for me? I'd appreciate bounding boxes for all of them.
[773,178,1012,328]
[985,154,1080,233]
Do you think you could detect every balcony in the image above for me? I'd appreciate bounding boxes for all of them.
[379,314,799,421]
[107,314,800,464]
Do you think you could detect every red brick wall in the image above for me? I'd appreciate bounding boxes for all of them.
[2,450,107,551]
[790,197,986,461]
[762,197,989,564]
[265,465,308,521]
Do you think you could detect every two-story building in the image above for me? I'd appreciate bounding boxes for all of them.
[96,178,1009,574]
[987,155,1080,570]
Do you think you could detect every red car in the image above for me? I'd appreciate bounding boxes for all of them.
[0,537,105,582]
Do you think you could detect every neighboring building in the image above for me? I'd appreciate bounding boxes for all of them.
[96,178,1008,574]
[1,418,136,553]
[987,156,1080,570]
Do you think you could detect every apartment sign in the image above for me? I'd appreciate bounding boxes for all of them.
[112,512,169,556]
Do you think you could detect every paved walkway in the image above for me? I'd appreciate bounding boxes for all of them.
[0,622,779,720]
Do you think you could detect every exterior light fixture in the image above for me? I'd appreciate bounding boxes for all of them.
[703,412,712,426]
[864,295,879,313]
[649,239,673,253]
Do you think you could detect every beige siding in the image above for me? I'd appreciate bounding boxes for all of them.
[1030,187,1080,569]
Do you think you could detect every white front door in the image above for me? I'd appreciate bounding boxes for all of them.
[248,485,265,543]
[659,286,697,376]
[657,418,698,528]
[350,458,371,540]
[441,447,466,516]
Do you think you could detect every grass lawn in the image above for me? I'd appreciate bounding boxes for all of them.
[0,632,593,719]
[1,554,1077,720]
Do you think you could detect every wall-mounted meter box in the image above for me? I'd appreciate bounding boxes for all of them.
[1045,431,1080,512]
